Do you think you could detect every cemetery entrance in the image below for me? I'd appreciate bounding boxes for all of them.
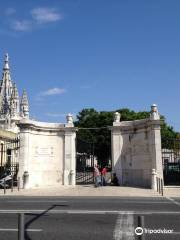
[162,138,180,185]
[76,137,95,184]
[76,127,111,185]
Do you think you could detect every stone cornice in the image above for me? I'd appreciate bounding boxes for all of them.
[17,119,77,133]
[110,118,163,133]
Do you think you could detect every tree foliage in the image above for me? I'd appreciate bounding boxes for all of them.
[75,108,178,166]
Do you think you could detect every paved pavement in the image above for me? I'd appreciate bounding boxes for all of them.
[1,185,180,197]
[0,196,180,240]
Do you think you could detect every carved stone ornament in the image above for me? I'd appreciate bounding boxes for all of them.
[150,104,160,120]
[114,112,121,122]
[66,113,73,124]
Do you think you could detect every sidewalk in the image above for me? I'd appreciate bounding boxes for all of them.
[1,185,180,197]
[164,186,180,197]
[0,185,164,197]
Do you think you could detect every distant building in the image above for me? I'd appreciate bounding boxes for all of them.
[162,148,180,164]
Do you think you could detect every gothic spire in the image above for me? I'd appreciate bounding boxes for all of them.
[20,89,29,118]
[0,53,30,121]
[0,53,13,118]
[10,83,19,117]
[11,83,19,99]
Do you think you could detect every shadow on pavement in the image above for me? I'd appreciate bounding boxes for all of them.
[24,204,68,240]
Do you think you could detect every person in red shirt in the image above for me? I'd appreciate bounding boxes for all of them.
[101,166,107,186]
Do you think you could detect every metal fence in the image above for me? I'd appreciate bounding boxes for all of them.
[0,137,20,190]
[162,138,180,185]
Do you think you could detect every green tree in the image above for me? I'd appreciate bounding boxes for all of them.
[75,109,113,166]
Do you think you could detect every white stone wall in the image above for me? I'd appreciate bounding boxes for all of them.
[111,118,163,189]
[18,119,76,188]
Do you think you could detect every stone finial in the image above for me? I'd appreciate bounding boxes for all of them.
[66,113,73,124]
[20,90,29,119]
[12,83,19,99]
[4,53,9,70]
[114,112,121,123]
[150,104,160,120]
[10,83,20,117]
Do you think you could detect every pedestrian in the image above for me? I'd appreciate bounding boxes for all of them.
[101,166,107,186]
[111,173,119,186]
[94,165,101,187]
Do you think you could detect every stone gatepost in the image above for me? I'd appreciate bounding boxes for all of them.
[18,127,30,189]
[63,114,76,185]
[18,115,76,189]
[111,112,123,185]
[150,104,163,190]
[111,105,163,189]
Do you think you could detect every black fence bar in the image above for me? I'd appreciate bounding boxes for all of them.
[11,177,13,192]
[18,177,20,191]
[3,179,6,194]
[137,215,145,240]
[18,213,25,240]
[161,178,164,196]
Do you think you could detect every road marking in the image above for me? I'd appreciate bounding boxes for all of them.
[4,200,170,204]
[7,200,68,203]
[0,209,180,215]
[166,197,180,206]
[113,212,134,240]
[0,228,42,232]
[172,232,180,234]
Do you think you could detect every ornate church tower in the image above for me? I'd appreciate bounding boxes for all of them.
[0,53,13,118]
[0,53,30,130]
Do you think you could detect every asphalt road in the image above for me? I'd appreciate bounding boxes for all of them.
[0,196,179,240]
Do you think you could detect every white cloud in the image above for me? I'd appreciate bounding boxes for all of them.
[11,20,32,31]
[31,7,62,24]
[4,7,62,33]
[40,88,66,96]
[5,8,16,15]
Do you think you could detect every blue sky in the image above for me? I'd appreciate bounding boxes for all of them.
[0,0,180,131]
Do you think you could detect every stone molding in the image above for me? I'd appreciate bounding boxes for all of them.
[110,118,163,133]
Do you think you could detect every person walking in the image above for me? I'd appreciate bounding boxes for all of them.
[101,166,107,186]
[94,165,101,187]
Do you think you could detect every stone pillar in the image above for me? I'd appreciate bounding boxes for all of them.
[63,131,76,185]
[18,129,30,189]
[150,123,163,179]
[149,104,163,181]
[63,114,76,186]
[111,113,123,185]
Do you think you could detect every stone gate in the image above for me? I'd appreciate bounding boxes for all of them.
[111,104,163,189]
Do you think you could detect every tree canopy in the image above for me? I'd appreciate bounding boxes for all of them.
[75,108,178,166]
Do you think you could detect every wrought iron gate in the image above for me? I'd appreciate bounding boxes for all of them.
[76,138,95,184]
[0,137,20,183]
[162,138,180,185]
